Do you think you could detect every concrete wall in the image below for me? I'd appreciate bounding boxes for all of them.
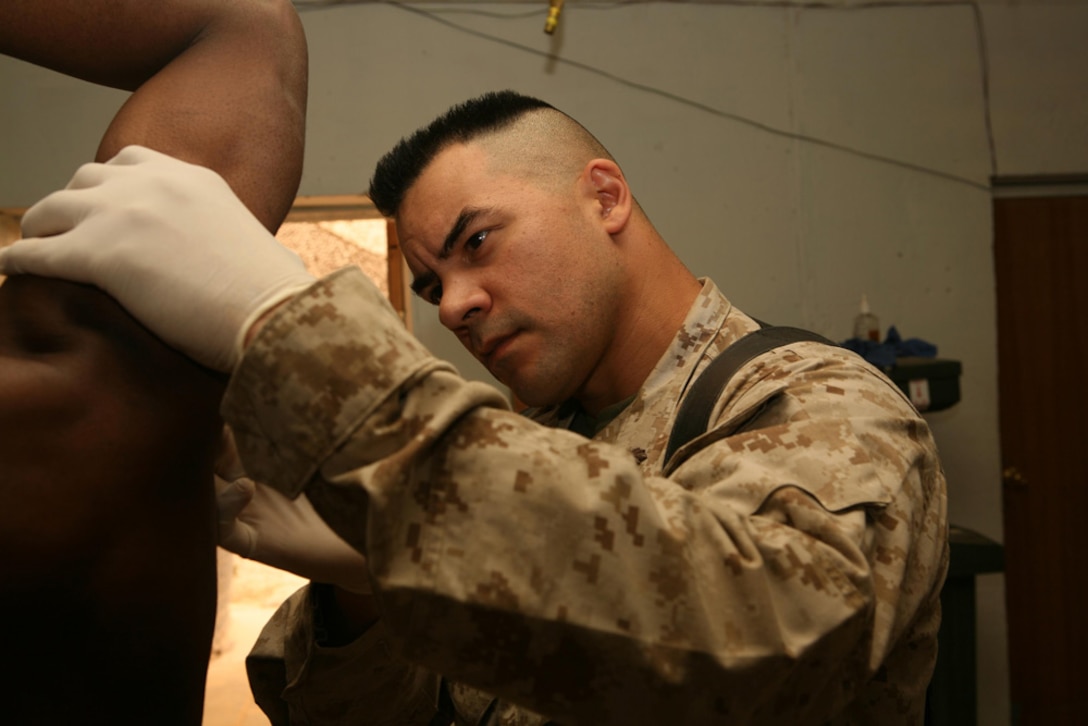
[3,2,1087,723]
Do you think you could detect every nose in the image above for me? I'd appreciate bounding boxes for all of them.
[438,276,490,332]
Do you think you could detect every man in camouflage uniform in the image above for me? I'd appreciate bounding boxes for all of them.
[2,92,948,724]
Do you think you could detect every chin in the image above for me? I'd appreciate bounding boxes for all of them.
[501,357,573,409]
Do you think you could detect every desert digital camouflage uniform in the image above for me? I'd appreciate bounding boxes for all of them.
[224,267,949,725]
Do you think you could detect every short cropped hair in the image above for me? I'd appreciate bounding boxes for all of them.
[368,90,558,217]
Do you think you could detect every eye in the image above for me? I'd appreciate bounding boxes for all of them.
[465,229,489,252]
[427,283,443,306]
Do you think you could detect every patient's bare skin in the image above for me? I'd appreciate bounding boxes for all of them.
[0,0,307,720]
[0,276,225,723]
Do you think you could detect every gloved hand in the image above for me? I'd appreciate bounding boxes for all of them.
[0,145,316,371]
[216,428,371,594]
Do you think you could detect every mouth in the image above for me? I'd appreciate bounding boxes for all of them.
[479,331,518,368]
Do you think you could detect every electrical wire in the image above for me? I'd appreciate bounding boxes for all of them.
[291,0,997,191]
[292,0,541,17]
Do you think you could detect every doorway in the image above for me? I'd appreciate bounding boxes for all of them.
[993,179,1088,725]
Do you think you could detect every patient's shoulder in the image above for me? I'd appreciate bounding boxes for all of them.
[0,275,226,547]
[0,276,227,723]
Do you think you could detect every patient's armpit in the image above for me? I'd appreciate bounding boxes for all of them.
[0,276,226,724]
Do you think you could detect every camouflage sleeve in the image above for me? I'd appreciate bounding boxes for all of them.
[246,586,439,725]
[223,268,947,725]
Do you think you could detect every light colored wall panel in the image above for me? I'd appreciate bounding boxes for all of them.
[795,4,993,185]
[0,59,125,205]
[984,3,1088,175]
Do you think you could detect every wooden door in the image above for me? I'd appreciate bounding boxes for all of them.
[993,187,1088,725]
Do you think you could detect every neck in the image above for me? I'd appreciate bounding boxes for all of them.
[576,236,701,415]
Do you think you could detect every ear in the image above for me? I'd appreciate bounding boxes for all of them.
[583,159,632,235]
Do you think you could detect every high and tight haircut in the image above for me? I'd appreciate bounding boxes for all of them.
[368,90,557,218]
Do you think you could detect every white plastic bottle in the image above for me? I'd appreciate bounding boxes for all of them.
[854,294,881,341]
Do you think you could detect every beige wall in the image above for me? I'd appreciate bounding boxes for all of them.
[3,3,1087,723]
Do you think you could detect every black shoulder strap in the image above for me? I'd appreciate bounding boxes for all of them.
[663,325,835,472]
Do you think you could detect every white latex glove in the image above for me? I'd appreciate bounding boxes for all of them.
[216,428,371,594]
[0,145,316,371]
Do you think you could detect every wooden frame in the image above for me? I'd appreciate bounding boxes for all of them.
[284,194,410,331]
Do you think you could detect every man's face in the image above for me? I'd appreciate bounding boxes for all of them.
[396,142,625,407]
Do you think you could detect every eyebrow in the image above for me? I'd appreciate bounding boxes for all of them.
[409,206,489,298]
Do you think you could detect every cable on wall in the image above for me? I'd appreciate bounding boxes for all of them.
[291,0,997,192]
